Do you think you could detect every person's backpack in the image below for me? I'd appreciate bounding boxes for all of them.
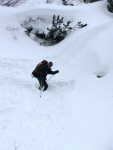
[32,60,48,78]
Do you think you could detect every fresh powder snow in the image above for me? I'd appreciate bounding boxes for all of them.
[0,1,113,150]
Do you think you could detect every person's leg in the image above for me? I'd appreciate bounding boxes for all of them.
[43,79,48,91]
[37,78,43,89]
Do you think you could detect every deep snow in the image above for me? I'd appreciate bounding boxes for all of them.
[0,1,113,150]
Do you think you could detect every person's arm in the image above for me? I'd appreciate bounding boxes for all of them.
[48,68,59,75]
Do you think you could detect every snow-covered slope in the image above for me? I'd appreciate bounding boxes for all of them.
[0,1,113,150]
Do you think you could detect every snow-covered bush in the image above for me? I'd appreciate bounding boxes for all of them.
[6,26,19,39]
[0,0,27,7]
[83,0,100,3]
[62,0,74,6]
[46,0,53,3]
[108,0,113,12]
[25,27,33,36]
[24,15,87,46]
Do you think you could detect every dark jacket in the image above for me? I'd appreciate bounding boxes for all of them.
[33,64,58,79]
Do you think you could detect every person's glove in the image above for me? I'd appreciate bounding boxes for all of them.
[54,70,59,74]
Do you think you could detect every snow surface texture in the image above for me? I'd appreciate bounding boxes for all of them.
[0,1,113,150]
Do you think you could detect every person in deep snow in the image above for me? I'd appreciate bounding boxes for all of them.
[32,60,59,91]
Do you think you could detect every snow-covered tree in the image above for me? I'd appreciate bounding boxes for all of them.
[25,15,87,46]
[108,0,113,12]
[0,0,27,6]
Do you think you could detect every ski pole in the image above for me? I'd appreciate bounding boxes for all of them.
[40,89,42,98]
[31,74,33,78]
[40,78,43,98]
[47,75,55,81]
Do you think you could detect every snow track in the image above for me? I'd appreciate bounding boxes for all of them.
[0,58,75,150]
[0,1,113,150]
